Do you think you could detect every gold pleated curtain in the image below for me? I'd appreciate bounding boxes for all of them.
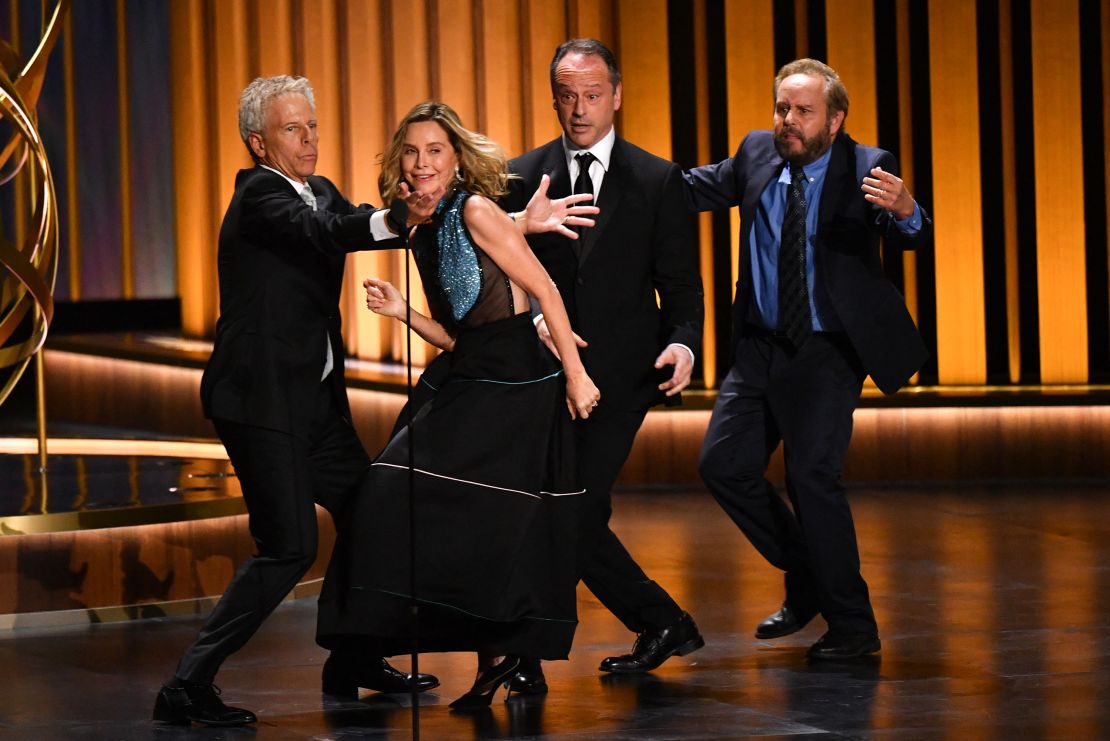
[169,0,1105,387]
[170,0,668,370]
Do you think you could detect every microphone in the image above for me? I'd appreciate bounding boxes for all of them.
[387,197,410,241]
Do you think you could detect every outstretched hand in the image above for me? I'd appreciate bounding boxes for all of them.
[861,167,915,220]
[522,173,599,239]
[364,277,406,320]
[399,181,444,227]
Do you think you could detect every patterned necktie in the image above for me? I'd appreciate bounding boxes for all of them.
[573,152,595,238]
[299,184,317,211]
[778,163,812,349]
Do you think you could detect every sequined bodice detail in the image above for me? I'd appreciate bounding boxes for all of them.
[435,193,482,323]
[414,191,515,333]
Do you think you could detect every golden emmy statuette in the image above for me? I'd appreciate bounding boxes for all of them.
[0,1,67,480]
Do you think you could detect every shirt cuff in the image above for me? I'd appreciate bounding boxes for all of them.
[894,203,923,233]
[370,210,395,241]
[668,342,695,366]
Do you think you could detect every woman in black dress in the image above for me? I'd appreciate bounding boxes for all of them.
[316,101,600,708]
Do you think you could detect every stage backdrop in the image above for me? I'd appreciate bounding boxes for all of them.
[1,0,1108,388]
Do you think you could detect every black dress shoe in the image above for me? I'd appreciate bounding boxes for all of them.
[598,612,704,674]
[152,680,257,727]
[755,603,819,639]
[321,654,440,697]
[807,630,881,660]
[506,657,548,695]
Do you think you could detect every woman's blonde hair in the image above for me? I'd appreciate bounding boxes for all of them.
[378,101,515,202]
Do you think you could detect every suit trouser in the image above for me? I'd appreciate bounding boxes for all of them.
[698,331,877,634]
[576,405,684,633]
[176,382,370,684]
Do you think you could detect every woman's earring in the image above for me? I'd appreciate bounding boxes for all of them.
[454,165,462,181]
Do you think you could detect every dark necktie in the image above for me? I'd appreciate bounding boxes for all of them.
[573,152,595,239]
[778,163,812,349]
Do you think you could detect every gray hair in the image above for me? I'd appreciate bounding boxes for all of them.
[774,58,849,123]
[238,75,315,161]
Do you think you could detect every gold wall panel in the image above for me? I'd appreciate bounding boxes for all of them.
[475,0,524,156]
[825,0,877,148]
[253,0,294,76]
[929,0,987,384]
[343,0,392,363]
[170,0,218,338]
[521,0,568,150]
[617,0,670,160]
[724,0,775,296]
[569,0,613,41]
[1031,0,1087,383]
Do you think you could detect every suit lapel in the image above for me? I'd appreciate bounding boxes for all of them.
[540,142,571,198]
[817,133,855,230]
[578,139,625,267]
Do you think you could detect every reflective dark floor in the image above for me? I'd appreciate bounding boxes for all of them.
[1,485,1108,740]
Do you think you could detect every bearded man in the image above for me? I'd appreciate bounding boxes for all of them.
[683,58,931,660]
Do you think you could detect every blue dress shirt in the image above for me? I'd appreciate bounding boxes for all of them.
[748,148,922,332]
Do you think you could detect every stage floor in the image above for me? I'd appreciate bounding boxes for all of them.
[2,485,1108,740]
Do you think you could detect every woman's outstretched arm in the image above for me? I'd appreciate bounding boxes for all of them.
[364,277,456,351]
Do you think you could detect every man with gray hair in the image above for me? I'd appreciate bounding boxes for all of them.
[153,75,442,727]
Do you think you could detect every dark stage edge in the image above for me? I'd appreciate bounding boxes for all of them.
[2,487,1108,740]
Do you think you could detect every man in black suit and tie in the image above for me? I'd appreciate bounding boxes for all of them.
[685,58,932,660]
[152,75,442,727]
[502,39,706,692]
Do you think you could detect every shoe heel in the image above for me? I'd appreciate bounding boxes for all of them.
[321,662,358,697]
[152,691,190,725]
[321,678,358,697]
[675,636,705,657]
[449,656,520,710]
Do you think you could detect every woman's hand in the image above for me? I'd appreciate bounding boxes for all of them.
[565,370,601,420]
[364,277,406,319]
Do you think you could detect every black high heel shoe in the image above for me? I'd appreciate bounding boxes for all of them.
[448,655,522,710]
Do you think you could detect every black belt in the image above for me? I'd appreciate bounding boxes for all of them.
[744,323,845,340]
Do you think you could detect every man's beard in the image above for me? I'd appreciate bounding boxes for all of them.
[774,120,834,164]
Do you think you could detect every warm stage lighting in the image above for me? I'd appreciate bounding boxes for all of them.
[0,437,227,458]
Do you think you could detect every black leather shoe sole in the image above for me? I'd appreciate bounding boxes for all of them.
[598,633,705,674]
[322,656,440,697]
[755,608,818,639]
[506,672,548,695]
[807,635,881,660]
[152,688,257,727]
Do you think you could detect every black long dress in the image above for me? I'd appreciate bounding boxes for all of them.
[317,191,583,660]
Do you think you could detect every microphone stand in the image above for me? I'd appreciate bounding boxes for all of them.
[391,199,421,740]
[403,214,421,740]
